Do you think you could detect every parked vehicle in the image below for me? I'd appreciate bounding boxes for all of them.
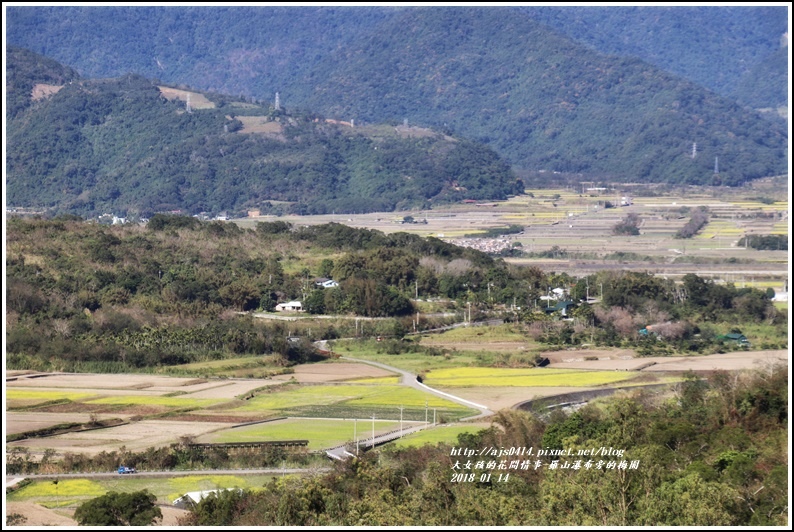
[117,466,136,474]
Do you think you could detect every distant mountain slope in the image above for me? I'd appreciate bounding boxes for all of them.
[733,46,789,111]
[4,6,396,98]
[6,51,521,217]
[293,8,787,185]
[6,46,80,119]
[6,7,787,188]
[520,5,789,109]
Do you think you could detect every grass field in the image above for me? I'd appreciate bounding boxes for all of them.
[387,422,490,449]
[333,341,500,374]
[207,418,402,450]
[424,367,639,387]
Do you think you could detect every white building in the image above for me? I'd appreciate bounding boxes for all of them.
[275,301,303,312]
[172,489,241,509]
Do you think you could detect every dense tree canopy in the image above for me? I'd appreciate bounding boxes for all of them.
[74,490,162,526]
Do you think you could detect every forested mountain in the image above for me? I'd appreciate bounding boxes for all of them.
[520,6,789,110]
[6,48,522,217]
[6,6,788,188]
[291,8,787,185]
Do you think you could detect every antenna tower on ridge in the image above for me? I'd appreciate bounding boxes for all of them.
[275,92,281,111]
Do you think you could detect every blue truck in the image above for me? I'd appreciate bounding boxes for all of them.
[117,466,136,474]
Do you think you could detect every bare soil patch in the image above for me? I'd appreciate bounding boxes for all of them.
[38,402,166,416]
[435,385,601,411]
[5,502,77,526]
[31,83,64,101]
[157,86,215,109]
[641,350,788,373]
[237,116,284,134]
[6,373,224,394]
[182,380,282,399]
[6,412,128,436]
[160,505,190,526]
[542,348,637,363]
[13,420,235,456]
[421,341,530,353]
[544,349,788,372]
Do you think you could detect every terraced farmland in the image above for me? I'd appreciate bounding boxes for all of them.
[230,384,476,421]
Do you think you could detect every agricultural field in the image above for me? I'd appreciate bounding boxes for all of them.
[11,419,236,456]
[387,422,491,449]
[5,361,476,459]
[237,180,789,289]
[203,418,416,451]
[7,473,276,510]
[228,383,475,422]
[423,367,640,387]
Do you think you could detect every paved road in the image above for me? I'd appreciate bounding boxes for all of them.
[5,467,331,486]
[339,356,493,420]
[319,355,494,460]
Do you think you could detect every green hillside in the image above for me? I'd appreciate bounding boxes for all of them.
[520,6,788,109]
[294,8,787,185]
[6,7,787,188]
[6,49,522,217]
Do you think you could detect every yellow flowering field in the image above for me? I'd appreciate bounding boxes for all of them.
[425,367,637,387]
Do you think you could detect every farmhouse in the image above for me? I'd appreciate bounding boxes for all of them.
[275,301,303,312]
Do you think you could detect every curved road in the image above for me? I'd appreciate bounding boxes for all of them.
[340,355,494,420]
[318,356,494,460]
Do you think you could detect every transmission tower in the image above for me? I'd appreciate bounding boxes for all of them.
[691,142,697,159]
[275,92,281,111]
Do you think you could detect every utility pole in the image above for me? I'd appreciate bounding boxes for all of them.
[371,414,376,449]
[354,418,358,456]
[399,405,404,437]
[425,401,428,425]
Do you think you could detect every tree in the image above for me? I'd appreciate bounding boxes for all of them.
[612,213,641,236]
[74,490,162,526]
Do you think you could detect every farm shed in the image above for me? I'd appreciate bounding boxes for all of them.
[172,488,241,509]
[719,333,750,345]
